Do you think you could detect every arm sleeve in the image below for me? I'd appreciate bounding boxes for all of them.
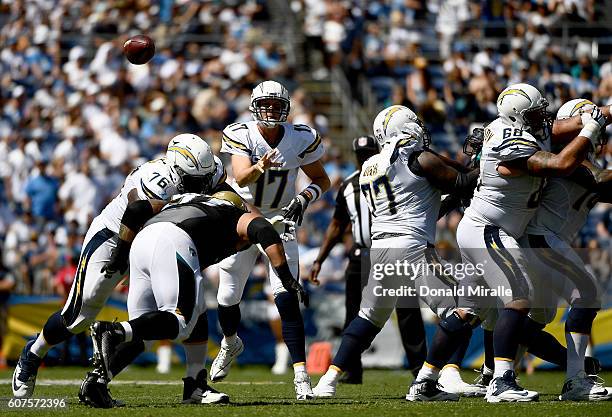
[220,126,252,157]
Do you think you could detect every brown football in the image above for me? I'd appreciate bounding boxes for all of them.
[123,35,155,65]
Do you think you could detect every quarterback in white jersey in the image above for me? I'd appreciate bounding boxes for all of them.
[13,134,227,400]
[455,83,604,403]
[212,80,330,400]
[521,98,612,401]
[314,105,482,401]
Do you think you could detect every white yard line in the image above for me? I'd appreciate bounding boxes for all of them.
[0,379,285,386]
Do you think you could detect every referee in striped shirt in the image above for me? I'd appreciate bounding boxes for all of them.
[308,136,427,384]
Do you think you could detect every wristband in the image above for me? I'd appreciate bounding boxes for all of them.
[303,184,322,202]
[579,119,602,148]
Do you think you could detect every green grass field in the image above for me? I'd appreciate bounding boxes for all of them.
[1,366,611,416]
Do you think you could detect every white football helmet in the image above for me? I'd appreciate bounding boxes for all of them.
[166,133,217,193]
[249,80,290,127]
[497,83,551,139]
[556,98,595,120]
[557,98,607,155]
[372,105,430,148]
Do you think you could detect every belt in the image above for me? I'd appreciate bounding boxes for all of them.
[372,232,408,240]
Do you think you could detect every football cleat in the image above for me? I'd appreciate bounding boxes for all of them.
[312,372,338,398]
[585,356,601,376]
[474,364,494,387]
[486,370,539,402]
[338,370,363,385]
[438,367,486,397]
[79,370,125,408]
[183,369,230,404]
[210,336,244,382]
[559,371,612,401]
[405,379,460,402]
[90,321,125,381]
[294,370,314,400]
[12,339,42,398]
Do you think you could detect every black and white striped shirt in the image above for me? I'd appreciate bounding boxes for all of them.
[333,170,371,248]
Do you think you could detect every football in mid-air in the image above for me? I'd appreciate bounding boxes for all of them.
[123,35,155,65]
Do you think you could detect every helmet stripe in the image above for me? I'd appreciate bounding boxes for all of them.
[497,89,531,105]
[168,146,199,168]
[382,106,402,134]
[570,99,594,116]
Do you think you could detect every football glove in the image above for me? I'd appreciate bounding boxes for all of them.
[281,277,309,307]
[581,105,606,129]
[268,215,296,242]
[101,240,130,279]
[282,192,310,226]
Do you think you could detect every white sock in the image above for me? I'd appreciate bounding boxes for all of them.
[322,365,342,382]
[566,332,589,379]
[493,358,514,378]
[156,344,172,374]
[222,334,238,347]
[30,333,51,358]
[120,322,133,343]
[293,362,306,374]
[184,342,208,379]
[440,364,461,380]
[415,362,440,382]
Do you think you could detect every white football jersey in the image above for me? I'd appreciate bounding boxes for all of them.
[466,117,547,238]
[220,121,324,217]
[98,156,226,233]
[359,144,441,244]
[526,173,600,242]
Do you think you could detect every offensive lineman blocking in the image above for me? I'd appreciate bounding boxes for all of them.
[13,134,230,404]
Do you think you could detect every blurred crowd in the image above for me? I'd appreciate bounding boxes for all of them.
[0,0,609,303]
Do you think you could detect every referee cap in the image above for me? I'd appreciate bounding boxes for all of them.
[352,135,379,153]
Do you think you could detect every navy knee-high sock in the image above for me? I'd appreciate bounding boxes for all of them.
[332,317,381,371]
[275,292,306,364]
[493,308,526,361]
[447,327,472,367]
[42,311,74,345]
[129,311,179,341]
[218,304,241,337]
[484,329,495,370]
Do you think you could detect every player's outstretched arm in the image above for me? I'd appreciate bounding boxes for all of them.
[501,117,603,177]
[415,150,480,195]
[237,213,308,305]
[552,104,610,144]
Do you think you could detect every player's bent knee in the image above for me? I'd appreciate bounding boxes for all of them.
[566,307,598,335]
[439,311,480,334]
[504,298,530,312]
[357,308,389,329]
[528,307,556,326]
